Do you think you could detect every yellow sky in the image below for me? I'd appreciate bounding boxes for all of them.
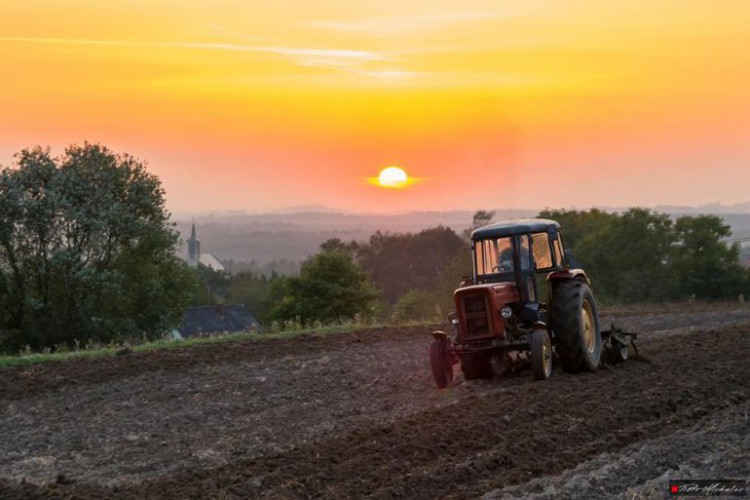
[1,0,748,213]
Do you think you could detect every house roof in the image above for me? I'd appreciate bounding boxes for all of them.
[199,253,225,271]
[178,304,260,337]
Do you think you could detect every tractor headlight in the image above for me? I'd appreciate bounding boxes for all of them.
[448,312,460,325]
[501,306,513,319]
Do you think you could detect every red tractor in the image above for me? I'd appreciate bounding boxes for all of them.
[429,218,635,388]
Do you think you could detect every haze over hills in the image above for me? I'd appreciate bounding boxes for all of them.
[176,204,750,273]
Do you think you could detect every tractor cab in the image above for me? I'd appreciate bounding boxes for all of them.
[470,219,566,316]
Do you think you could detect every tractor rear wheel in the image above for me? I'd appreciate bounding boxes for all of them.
[531,329,552,380]
[551,280,602,373]
[429,338,454,389]
[460,354,493,380]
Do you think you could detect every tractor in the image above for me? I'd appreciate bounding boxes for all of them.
[429,218,635,388]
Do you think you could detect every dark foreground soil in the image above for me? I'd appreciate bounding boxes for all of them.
[1,307,749,499]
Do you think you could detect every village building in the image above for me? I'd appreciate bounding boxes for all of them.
[186,221,225,271]
[173,304,260,339]
[175,221,261,338]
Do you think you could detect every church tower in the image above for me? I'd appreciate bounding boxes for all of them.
[187,221,201,268]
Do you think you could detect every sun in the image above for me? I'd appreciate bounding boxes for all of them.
[377,166,409,188]
[366,165,418,189]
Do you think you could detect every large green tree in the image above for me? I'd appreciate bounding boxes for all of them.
[0,144,195,352]
[270,246,378,326]
[574,208,675,303]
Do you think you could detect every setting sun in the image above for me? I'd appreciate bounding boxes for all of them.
[378,166,409,188]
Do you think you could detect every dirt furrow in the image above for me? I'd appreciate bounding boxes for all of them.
[4,323,745,499]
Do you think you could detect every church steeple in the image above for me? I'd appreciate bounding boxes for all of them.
[187,220,201,267]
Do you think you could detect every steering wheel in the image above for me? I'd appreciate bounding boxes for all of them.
[493,259,513,272]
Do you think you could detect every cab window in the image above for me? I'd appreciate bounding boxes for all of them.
[554,233,565,267]
[474,237,513,275]
[531,232,553,270]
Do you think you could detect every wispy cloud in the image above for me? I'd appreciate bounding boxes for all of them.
[257,46,388,69]
[0,36,387,67]
[0,36,422,82]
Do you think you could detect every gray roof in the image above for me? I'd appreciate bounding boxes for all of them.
[471,218,560,240]
[178,305,260,337]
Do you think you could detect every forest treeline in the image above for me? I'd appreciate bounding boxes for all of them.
[540,208,749,303]
[1,143,748,353]
[200,207,750,328]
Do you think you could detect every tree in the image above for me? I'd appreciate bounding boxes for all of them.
[270,245,378,326]
[191,264,232,306]
[463,210,495,238]
[319,237,359,256]
[537,208,616,250]
[672,215,748,299]
[575,208,675,303]
[357,226,467,304]
[392,290,439,322]
[0,144,195,352]
[226,270,288,324]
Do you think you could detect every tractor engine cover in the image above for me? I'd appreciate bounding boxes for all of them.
[454,283,519,341]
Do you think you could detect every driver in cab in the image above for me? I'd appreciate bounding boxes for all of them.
[498,241,531,272]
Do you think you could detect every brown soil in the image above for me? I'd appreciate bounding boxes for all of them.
[1,308,749,499]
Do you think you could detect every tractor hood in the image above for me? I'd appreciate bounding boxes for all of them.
[454,282,520,341]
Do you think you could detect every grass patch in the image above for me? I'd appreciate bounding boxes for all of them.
[0,348,120,369]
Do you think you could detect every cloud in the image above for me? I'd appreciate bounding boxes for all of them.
[255,46,388,70]
[0,37,387,68]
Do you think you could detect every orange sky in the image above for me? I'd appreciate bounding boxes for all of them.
[1,0,749,214]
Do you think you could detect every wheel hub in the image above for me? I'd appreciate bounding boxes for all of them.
[582,300,595,353]
[542,337,552,376]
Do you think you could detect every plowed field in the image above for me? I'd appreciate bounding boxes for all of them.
[1,306,749,499]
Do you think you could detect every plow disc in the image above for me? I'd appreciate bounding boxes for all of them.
[602,322,638,363]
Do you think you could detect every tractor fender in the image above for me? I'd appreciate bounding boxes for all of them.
[547,269,590,285]
[532,321,548,331]
[432,330,449,340]
[546,269,592,302]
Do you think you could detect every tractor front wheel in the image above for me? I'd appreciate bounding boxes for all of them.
[429,338,454,389]
[531,329,552,380]
[551,280,603,373]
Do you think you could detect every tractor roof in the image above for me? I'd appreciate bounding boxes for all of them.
[471,218,560,241]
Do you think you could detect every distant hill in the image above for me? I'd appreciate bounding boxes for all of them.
[176,207,750,272]
[176,209,533,270]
